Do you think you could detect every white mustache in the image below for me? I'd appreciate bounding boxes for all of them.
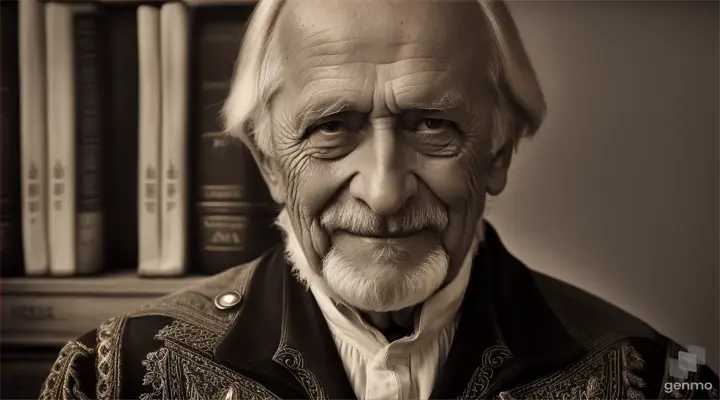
[320,201,448,236]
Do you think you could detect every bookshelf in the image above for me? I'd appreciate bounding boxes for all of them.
[1,272,205,347]
[0,272,205,399]
[1,0,270,397]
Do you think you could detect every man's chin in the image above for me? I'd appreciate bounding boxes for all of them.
[321,244,450,312]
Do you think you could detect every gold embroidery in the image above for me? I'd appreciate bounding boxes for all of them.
[460,343,513,399]
[273,344,327,400]
[460,324,513,400]
[141,347,170,400]
[96,315,128,400]
[132,292,235,335]
[271,271,327,400]
[132,260,258,335]
[498,341,646,400]
[140,319,280,400]
[39,340,94,400]
[622,344,647,399]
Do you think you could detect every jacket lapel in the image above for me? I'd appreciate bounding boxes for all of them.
[215,223,586,400]
[431,223,585,399]
[429,237,508,399]
[214,246,356,400]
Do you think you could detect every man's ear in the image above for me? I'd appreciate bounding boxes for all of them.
[236,126,286,204]
[486,142,514,196]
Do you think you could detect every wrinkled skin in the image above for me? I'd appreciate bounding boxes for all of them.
[250,0,514,319]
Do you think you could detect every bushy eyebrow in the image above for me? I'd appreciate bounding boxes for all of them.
[405,91,467,113]
[405,91,482,132]
[294,90,479,134]
[295,98,355,134]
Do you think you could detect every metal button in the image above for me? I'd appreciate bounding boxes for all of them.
[214,291,243,310]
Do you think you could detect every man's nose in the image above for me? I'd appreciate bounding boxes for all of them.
[349,126,417,216]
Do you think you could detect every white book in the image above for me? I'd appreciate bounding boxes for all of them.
[158,2,189,276]
[45,3,103,276]
[19,0,49,276]
[137,5,163,276]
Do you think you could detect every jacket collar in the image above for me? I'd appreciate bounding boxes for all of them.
[214,246,356,399]
[215,222,586,399]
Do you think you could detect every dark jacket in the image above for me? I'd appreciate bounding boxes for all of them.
[39,225,719,399]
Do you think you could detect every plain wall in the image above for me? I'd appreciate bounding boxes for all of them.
[487,1,719,370]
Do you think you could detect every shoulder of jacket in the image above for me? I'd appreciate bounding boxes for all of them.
[529,269,660,349]
[126,255,263,326]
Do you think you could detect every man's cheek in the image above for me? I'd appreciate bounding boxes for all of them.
[420,160,481,207]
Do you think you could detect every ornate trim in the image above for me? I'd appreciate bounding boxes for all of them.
[140,347,171,400]
[272,273,327,400]
[272,342,327,400]
[131,293,236,334]
[39,340,95,400]
[622,344,647,399]
[96,315,128,400]
[141,320,280,400]
[497,340,647,400]
[460,342,513,400]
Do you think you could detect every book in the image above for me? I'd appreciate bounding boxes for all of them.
[45,1,106,275]
[188,3,279,275]
[157,1,190,276]
[137,4,163,275]
[19,0,50,276]
[104,1,140,272]
[1,0,24,277]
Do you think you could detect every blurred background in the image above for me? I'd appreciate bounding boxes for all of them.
[490,0,719,371]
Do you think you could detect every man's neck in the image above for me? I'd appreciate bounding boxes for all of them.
[362,304,416,337]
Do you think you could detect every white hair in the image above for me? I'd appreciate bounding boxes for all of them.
[222,0,546,157]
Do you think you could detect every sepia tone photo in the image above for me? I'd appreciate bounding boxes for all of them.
[0,0,718,399]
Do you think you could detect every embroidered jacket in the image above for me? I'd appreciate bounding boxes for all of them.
[40,225,719,400]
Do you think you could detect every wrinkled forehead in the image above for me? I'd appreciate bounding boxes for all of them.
[275,0,493,74]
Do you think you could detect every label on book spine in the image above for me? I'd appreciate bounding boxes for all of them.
[193,9,279,274]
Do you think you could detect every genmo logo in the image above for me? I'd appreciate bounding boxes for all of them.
[663,344,714,394]
[663,381,714,394]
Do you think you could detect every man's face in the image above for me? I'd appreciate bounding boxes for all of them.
[261,0,512,311]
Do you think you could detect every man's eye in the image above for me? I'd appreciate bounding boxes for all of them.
[315,121,345,134]
[416,118,453,131]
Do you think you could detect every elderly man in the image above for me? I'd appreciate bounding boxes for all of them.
[40,0,717,399]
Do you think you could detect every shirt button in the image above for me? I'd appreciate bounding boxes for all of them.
[214,291,243,310]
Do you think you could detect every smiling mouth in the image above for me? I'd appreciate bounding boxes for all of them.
[335,229,430,241]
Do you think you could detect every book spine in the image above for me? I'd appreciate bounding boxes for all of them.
[192,6,279,275]
[73,7,105,275]
[105,4,139,272]
[1,1,24,277]
[19,0,50,276]
[158,2,189,276]
[45,3,77,275]
[137,4,163,275]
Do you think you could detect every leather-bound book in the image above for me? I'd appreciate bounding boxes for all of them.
[187,2,280,275]
[1,0,25,277]
[103,0,139,273]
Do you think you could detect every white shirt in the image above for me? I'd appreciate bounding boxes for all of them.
[309,245,476,400]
